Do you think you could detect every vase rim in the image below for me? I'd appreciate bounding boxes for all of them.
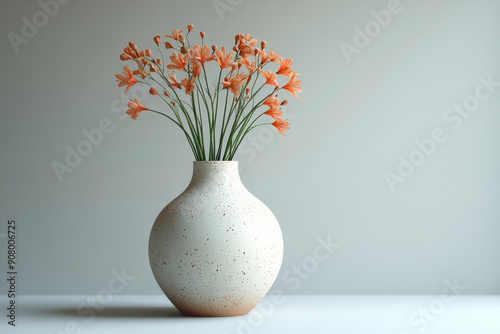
[193,161,238,164]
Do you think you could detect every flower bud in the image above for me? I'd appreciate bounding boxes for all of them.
[153,35,160,46]
[156,58,162,65]
[281,99,289,105]
[165,42,173,49]
[212,45,218,52]
[261,41,266,49]
[188,24,194,32]
[128,42,137,50]
[246,88,250,95]
[180,46,187,54]
[149,87,159,95]
[200,31,205,38]
[164,90,170,97]
[235,34,240,44]
[254,48,259,55]
[144,49,152,57]
[232,46,238,52]
[119,53,130,61]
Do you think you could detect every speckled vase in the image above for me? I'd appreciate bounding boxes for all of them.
[149,161,283,317]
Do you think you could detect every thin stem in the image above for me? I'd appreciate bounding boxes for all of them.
[216,88,230,160]
[148,108,200,160]
[229,122,268,160]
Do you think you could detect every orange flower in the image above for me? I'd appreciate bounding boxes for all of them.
[239,58,257,73]
[187,24,194,32]
[269,50,280,63]
[260,69,278,86]
[126,98,148,120]
[115,66,138,92]
[133,63,149,79]
[221,74,248,96]
[277,58,294,76]
[257,49,271,64]
[149,64,158,72]
[263,94,280,109]
[281,73,302,98]
[181,77,196,95]
[165,29,184,42]
[272,118,290,136]
[258,50,279,64]
[128,42,138,50]
[167,71,182,89]
[121,45,139,59]
[238,33,257,45]
[119,53,131,61]
[263,94,283,119]
[153,35,160,45]
[237,33,258,58]
[165,42,174,49]
[191,61,201,77]
[167,52,189,71]
[190,45,216,64]
[265,107,283,120]
[215,47,237,69]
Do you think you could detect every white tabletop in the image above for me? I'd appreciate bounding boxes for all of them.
[3,295,500,334]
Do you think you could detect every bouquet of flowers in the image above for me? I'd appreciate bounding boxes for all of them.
[115,24,302,161]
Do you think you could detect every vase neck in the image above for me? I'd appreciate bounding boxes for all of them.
[189,161,242,188]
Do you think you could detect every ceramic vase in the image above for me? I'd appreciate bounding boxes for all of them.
[148,161,283,317]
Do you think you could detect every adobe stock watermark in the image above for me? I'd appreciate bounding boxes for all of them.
[385,74,499,191]
[213,0,243,21]
[339,0,419,63]
[51,119,115,183]
[397,278,467,334]
[230,235,340,334]
[51,84,149,183]
[7,0,72,54]
[47,267,135,334]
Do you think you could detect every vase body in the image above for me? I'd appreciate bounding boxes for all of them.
[148,161,283,317]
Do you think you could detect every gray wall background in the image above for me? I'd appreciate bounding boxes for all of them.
[1,0,499,295]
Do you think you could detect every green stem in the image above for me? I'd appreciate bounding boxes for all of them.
[229,122,268,160]
[148,108,200,160]
[216,89,230,160]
